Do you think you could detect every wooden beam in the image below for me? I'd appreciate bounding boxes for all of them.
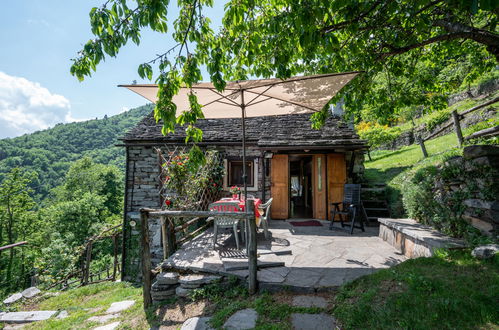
[247,200,258,294]
[140,209,152,309]
[147,209,253,219]
[0,241,27,251]
[452,110,464,147]
[464,125,499,140]
[418,137,428,158]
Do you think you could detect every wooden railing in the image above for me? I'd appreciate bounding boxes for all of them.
[48,224,122,290]
[418,97,499,157]
[139,201,258,308]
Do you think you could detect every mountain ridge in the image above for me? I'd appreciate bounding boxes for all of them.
[0,104,154,200]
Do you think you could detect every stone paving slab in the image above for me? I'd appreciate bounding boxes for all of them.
[3,293,22,305]
[181,316,214,330]
[105,300,135,314]
[156,272,180,285]
[291,313,336,330]
[163,221,407,290]
[21,287,41,299]
[88,314,120,324]
[0,311,57,323]
[223,309,257,330]
[94,321,120,330]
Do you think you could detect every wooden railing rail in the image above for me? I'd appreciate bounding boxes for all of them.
[0,241,27,251]
[417,97,499,157]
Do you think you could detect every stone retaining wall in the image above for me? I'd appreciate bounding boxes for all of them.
[378,218,466,258]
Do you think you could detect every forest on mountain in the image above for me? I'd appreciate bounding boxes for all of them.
[0,104,153,202]
[0,104,152,296]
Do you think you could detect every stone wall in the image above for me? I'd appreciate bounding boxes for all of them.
[460,145,499,236]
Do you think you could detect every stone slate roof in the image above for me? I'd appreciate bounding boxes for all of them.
[122,111,367,149]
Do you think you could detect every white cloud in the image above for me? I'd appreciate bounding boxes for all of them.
[119,106,130,113]
[0,72,78,138]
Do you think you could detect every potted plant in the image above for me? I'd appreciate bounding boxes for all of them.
[229,186,241,200]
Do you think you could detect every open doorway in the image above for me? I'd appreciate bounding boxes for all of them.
[289,155,313,218]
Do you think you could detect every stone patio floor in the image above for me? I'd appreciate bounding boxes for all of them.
[163,219,407,291]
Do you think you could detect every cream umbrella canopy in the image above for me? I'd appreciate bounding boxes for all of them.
[120,71,360,198]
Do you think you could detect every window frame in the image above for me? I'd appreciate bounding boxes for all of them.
[223,158,259,192]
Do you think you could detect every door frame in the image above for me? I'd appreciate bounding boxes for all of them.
[270,152,346,220]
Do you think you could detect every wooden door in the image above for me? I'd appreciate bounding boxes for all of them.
[271,154,289,219]
[327,154,347,221]
[312,154,327,220]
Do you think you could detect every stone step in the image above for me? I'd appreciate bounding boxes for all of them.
[156,272,179,285]
[0,311,57,324]
[179,274,221,289]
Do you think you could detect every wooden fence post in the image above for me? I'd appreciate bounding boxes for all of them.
[452,110,464,147]
[160,216,168,259]
[247,200,258,294]
[112,234,118,281]
[140,209,152,309]
[166,217,176,257]
[417,136,428,158]
[83,240,93,285]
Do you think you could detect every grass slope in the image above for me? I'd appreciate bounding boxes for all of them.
[364,98,498,216]
[0,104,153,200]
[333,250,499,329]
[23,282,148,329]
[19,251,498,329]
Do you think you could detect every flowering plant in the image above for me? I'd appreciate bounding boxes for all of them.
[229,186,241,195]
[160,149,225,210]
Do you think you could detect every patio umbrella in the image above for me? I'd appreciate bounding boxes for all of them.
[120,71,360,198]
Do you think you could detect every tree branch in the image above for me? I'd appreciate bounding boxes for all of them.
[322,0,384,34]
[433,19,499,60]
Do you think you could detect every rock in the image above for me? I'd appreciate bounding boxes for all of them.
[181,316,214,330]
[151,288,176,301]
[3,293,23,305]
[56,310,69,319]
[156,272,180,285]
[472,244,499,259]
[151,281,173,291]
[179,275,221,288]
[176,286,194,298]
[0,311,57,323]
[21,287,41,299]
[223,309,257,330]
[292,295,328,308]
[105,300,135,314]
[88,314,120,324]
[291,313,337,330]
[93,321,120,330]
[463,145,499,159]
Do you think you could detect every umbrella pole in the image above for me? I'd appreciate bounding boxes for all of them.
[240,91,248,200]
[240,90,257,294]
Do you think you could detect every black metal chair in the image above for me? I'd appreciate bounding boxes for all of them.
[329,184,365,234]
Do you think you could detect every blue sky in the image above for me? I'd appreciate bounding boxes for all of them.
[0,1,222,138]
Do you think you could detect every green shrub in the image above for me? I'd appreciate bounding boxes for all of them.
[424,109,451,131]
[356,122,402,149]
[402,156,498,242]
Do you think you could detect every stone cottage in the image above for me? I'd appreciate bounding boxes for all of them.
[119,111,367,280]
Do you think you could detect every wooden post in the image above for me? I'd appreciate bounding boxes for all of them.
[160,216,168,259]
[112,234,118,281]
[83,240,93,285]
[140,209,152,309]
[417,137,428,158]
[247,200,258,294]
[166,217,176,257]
[452,110,464,147]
